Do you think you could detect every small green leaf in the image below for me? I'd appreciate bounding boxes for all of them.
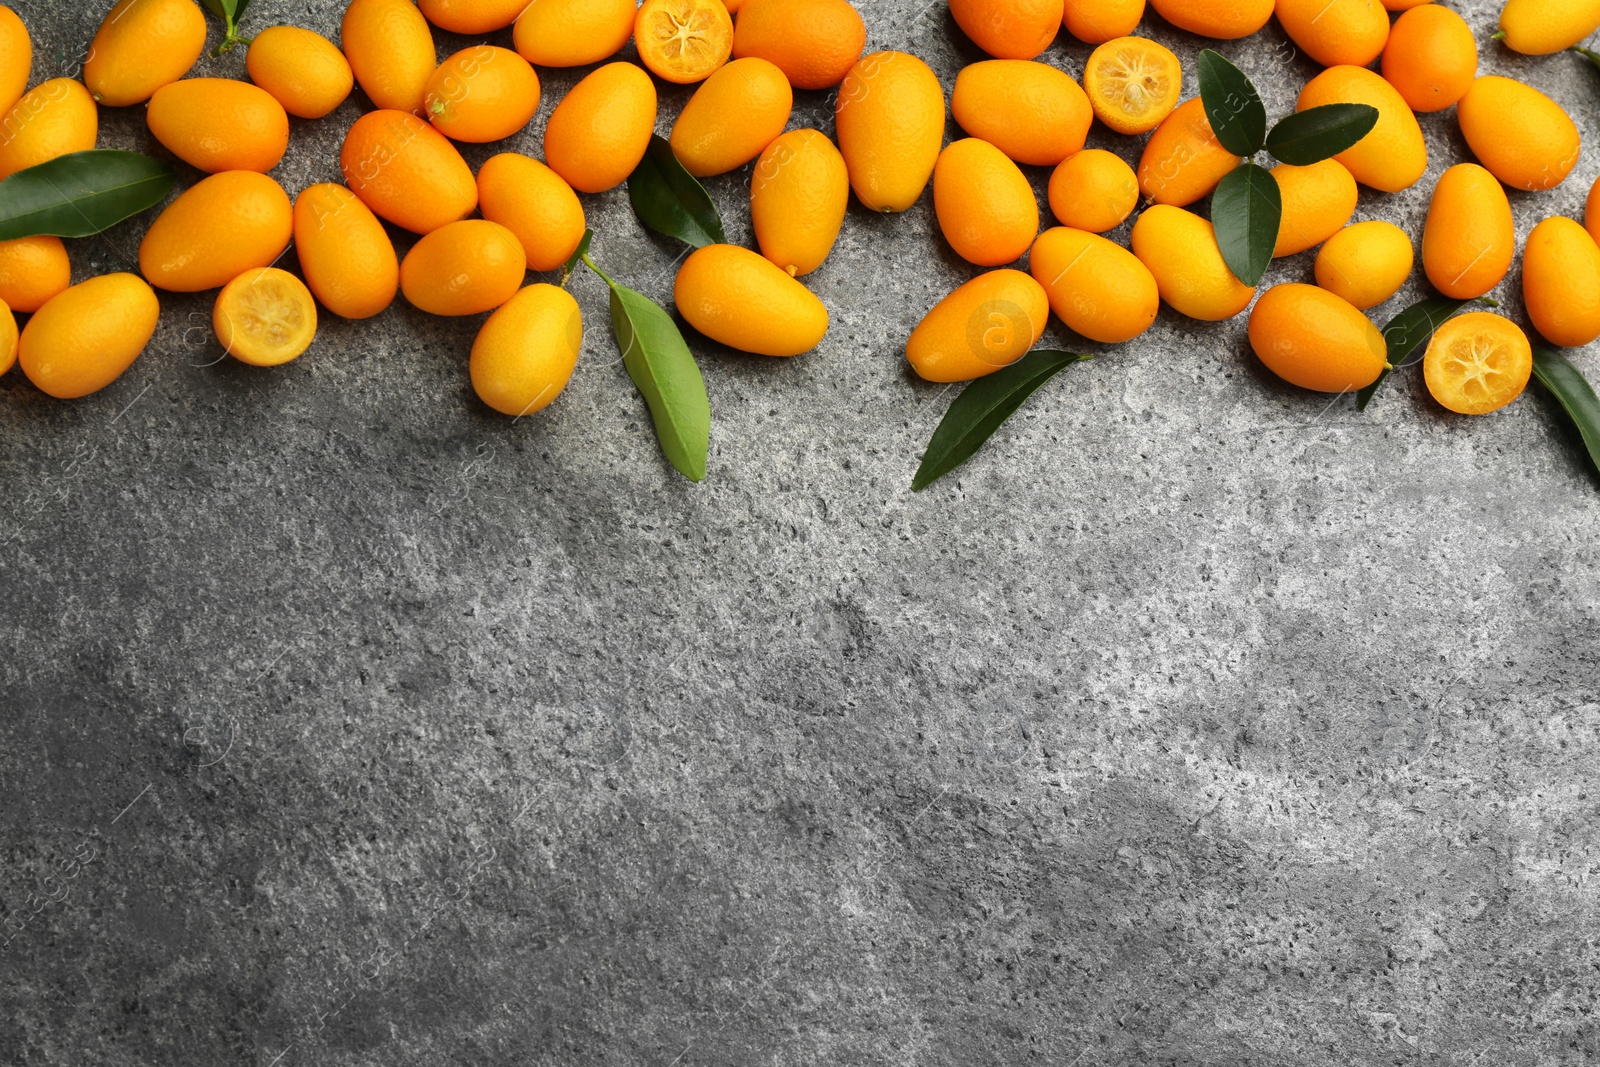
[626,135,726,249]
[199,0,228,20]
[1356,297,1481,410]
[1196,50,1267,157]
[233,0,252,22]
[1266,104,1380,166]
[912,350,1091,491]
[0,150,176,241]
[1211,162,1280,287]
[1531,340,1600,486]
[562,228,593,279]
[594,268,711,482]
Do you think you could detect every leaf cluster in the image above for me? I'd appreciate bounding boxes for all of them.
[1197,50,1378,286]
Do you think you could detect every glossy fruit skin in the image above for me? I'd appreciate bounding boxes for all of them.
[477,154,587,274]
[635,0,733,85]
[1275,0,1389,69]
[950,60,1091,167]
[544,63,658,194]
[1297,66,1426,193]
[1383,0,1434,8]
[19,274,159,399]
[514,0,637,68]
[400,220,527,317]
[1147,0,1273,38]
[424,47,542,144]
[1422,163,1514,300]
[1248,283,1388,393]
[1029,227,1158,344]
[0,235,70,313]
[906,269,1049,383]
[948,0,1061,60]
[933,139,1039,267]
[293,183,399,320]
[83,0,204,107]
[0,296,14,376]
[1499,0,1600,55]
[1131,205,1253,322]
[342,0,436,115]
[246,26,354,119]
[1063,0,1144,44]
[0,79,97,181]
[1380,5,1477,113]
[147,79,289,174]
[835,51,946,213]
[732,0,866,91]
[341,110,478,234]
[1049,150,1137,233]
[419,0,526,33]
[670,58,793,178]
[139,171,292,293]
[1457,76,1580,192]
[0,5,31,117]
[1523,217,1600,348]
[1083,36,1181,136]
[1271,160,1357,258]
[751,129,849,277]
[214,267,318,367]
[674,244,829,356]
[1423,313,1532,415]
[471,284,584,417]
[1587,176,1600,248]
[1137,98,1240,207]
[1314,221,1413,310]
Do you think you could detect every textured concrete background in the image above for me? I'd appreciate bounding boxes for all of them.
[3,0,1600,1063]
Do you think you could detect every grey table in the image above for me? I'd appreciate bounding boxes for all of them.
[4,1,1599,1063]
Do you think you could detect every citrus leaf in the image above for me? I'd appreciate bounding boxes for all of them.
[1211,161,1280,287]
[199,0,228,19]
[627,135,726,249]
[0,150,176,241]
[912,350,1091,491]
[1265,103,1379,166]
[1531,340,1600,486]
[233,0,252,22]
[562,228,593,279]
[1196,49,1267,157]
[602,276,711,482]
[1356,297,1482,410]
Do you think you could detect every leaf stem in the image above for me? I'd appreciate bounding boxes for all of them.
[211,27,252,55]
[580,253,617,290]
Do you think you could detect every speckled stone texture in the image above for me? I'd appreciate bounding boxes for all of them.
[2,0,1599,1063]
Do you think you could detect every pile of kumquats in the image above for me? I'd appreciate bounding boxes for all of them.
[0,0,1597,489]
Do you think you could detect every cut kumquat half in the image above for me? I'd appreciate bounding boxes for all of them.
[1083,36,1181,135]
[215,267,319,367]
[1422,312,1533,416]
[635,0,734,84]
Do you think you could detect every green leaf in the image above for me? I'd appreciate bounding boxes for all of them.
[199,0,228,20]
[1211,162,1280,287]
[601,274,711,482]
[912,350,1092,492]
[1265,103,1380,166]
[1356,297,1480,411]
[0,150,176,241]
[1531,341,1600,485]
[233,0,252,22]
[1196,50,1267,157]
[626,135,726,249]
[562,228,593,279]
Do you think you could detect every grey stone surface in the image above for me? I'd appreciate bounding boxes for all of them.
[3,0,1600,1063]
